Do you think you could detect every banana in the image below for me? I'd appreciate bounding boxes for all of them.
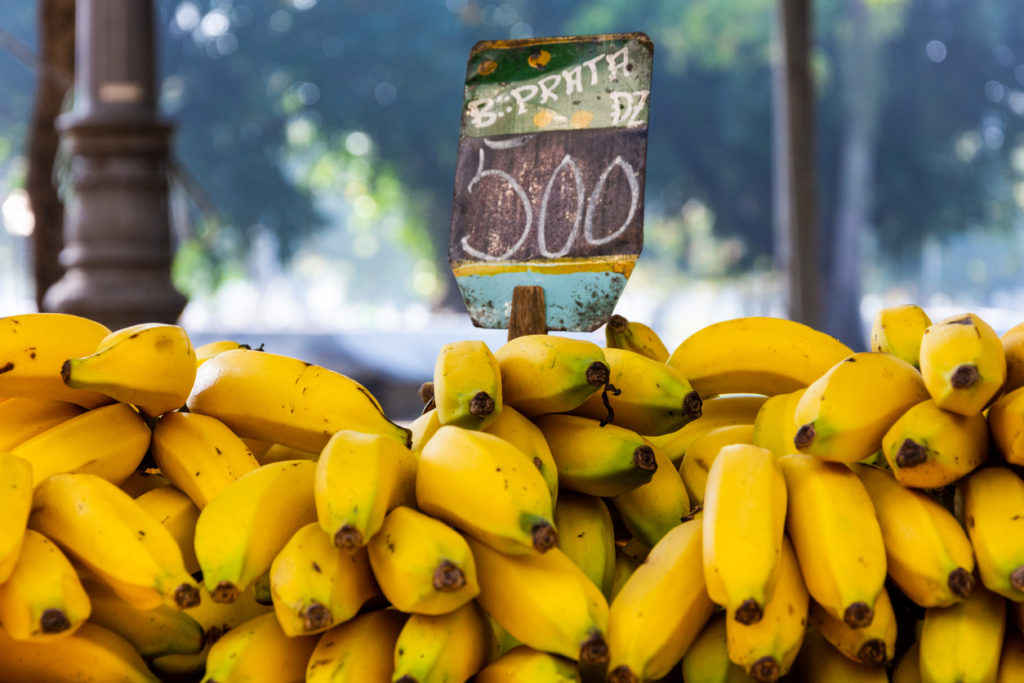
[493,333,610,416]
[391,600,493,683]
[366,505,479,615]
[150,410,261,509]
[409,407,443,455]
[0,528,90,642]
[677,423,755,507]
[611,442,690,549]
[186,347,411,452]
[999,627,1024,683]
[892,641,922,683]
[484,404,559,504]
[134,485,201,576]
[918,583,1006,683]
[255,441,320,464]
[604,313,670,362]
[778,453,887,629]
[61,322,197,418]
[702,444,787,626]
[667,316,853,397]
[195,339,250,367]
[416,425,556,556]
[985,385,1024,466]
[606,515,715,683]
[118,467,169,498]
[305,608,408,683]
[0,312,114,408]
[433,339,502,429]
[29,472,200,611]
[853,463,975,607]
[1001,320,1024,395]
[194,459,318,603]
[468,536,610,665]
[880,398,990,489]
[919,312,1007,416]
[610,547,640,602]
[809,586,897,667]
[788,624,888,683]
[870,304,932,368]
[958,465,1024,600]
[751,388,805,458]
[0,621,159,683]
[0,451,33,583]
[534,414,658,497]
[724,535,809,683]
[476,644,582,683]
[570,347,702,436]
[314,428,417,553]
[792,351,930,463]
[200,611,319,683]
[682,613,752,683]
[553,491,617,598]
[269,522,380,637]
[647,394,766,467]
[0,397,84,450]
[12,401,151,487]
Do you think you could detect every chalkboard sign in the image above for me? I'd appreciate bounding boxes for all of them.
[449,33,653,332]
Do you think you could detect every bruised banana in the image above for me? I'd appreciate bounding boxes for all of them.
[611,442,690,548]
[751,388,805,458]
[667,316,852,397]
[647,394,766,468]
[305,609,408,683]
[604,313,669,362]
[433,338,502,429]
[194,459,318,603]
[200,611,319,683]
[391,601,493,683]
[484,404,559,504]
[809,586,897,667]
[493,333,609,416]
[792,351,930,463]
[0,397,84,450]
[416,425,556,555]
[985,385,1024,466]
[677,424,754,507]
[476,644,582,683]
[683,614,751,683]
[134,484,201,576]
[919,312,1006,416]
[0,312,114,408]
[870,303,931,368]
[0,452,33,583]
[554,491,617,599]
[570,347,702,436]
[958,465,1024,600]
[918,583,1006,683]
[61,322,197,418]
[186,347,411,452]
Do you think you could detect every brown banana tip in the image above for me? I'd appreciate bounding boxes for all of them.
[469,391,496,418]
[793,424,815,450]
[580,632,609,665]
[532,522,558,553]
[607,665,638,683]
[607,314,629,333]
[210,582,241,604]
[1010,566,1024,592]
[59,359,72,384]
[39,608,71,634]
[334,525,364,553]
[843,602,874,629]
[432,560,466,592]
[586,361,611,387]
[735,598,764,625]
[174,582,201,609]
[633,445,657,472]
[417,381,434,404]
[948,567,975,598]
[683,391,703,419]
[895,439,928,468]
[950,364,980,390]
[857,639,888,666]
[300,602,334,632]
[750,656,781,683]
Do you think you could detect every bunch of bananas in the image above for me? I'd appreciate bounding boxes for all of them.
[3,306,1024,683]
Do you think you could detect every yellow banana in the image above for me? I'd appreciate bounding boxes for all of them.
[702,444,787,625]
[0,621,159,683]
[476,644,582,683]
[724,535,809,683]
[677,423,755,506]
[606,515,715,683]
[985,385,1024,466]
[484,404,559,503]
[134,484,201,576]
[468,536,610,666]
[416,425,556,556]
[683,613,752,683]
[792,351,930,463]
[150,410,261,509]
[958,466,1024,600]
[751,388,805,458]
[314,428,417,553]
[870,303,932,368]
[195,339,250,367]
[269,521,380,637]
[853,463,974,607]
[305,608,408,683]
[1001,320,1024,395]
[553,491,617,599]
[391,600,493,683]
[433,339,502,429]
[200,611,319,683]
[611,442,690,548]
[892,641,922,683]
[919,312,1007,416]
[918,583,1006,683]
[667,316,853,397]
[255,441,319,464]
[778,453,887,629]
[610,547,640,602]
[409,407,443,455]
[0,451,33,583]
[493,333,610,416]
[604,313,670,362]
[186,347,411,451]
[12,401,151,487]
[0,397,84,450]
[570,347,702,436]
[0,528,90,642]
[194,459,318,604]
[367,505,478,615]
[0,312,114,408]
[810,586,897,667]
[788,624,888,682]
[117,467,169,498]
[534,414,658,497]
[880,397,989,489]
[998,627,1024,683]
[28,472,200,611]
[61,322,197,418]
[647,394,766,467]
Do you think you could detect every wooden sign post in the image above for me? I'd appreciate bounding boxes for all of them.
[449,33,653,338]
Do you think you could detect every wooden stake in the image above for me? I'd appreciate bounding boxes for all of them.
[507,286,547,340]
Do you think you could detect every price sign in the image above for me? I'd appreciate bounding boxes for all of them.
[449,32,653,332]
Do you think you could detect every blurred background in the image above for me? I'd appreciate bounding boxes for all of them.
[1,0,1023,418]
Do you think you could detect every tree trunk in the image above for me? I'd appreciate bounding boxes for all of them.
[25,0,75,311]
